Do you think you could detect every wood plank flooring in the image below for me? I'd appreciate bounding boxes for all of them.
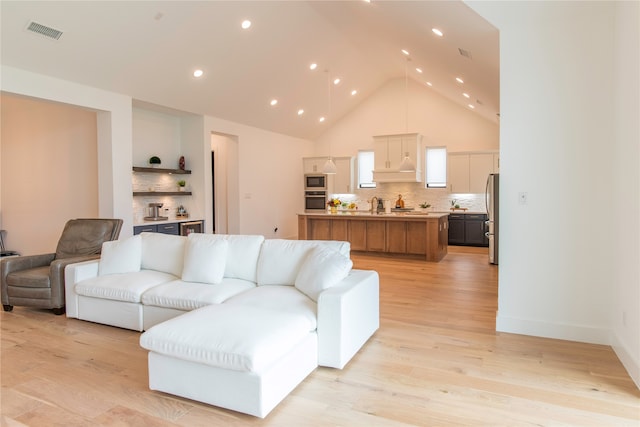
[2,247,639,426]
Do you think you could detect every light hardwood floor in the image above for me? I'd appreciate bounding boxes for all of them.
[2,247,638,426]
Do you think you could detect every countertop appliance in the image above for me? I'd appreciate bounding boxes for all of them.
[485,173,499,264]
[304,174,327,191]
[144,202,168,221]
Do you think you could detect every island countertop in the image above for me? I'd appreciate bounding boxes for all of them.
[298,212,448,262]
[297,211,450,219]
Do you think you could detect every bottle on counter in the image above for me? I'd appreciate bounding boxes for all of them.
[395,194,405,209]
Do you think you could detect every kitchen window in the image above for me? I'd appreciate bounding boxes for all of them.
[357,150,376,188]
[425,146,447,188]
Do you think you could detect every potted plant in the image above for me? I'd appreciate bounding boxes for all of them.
[149,156,162,168]
[419,202,431,212]
[177,180,186,191]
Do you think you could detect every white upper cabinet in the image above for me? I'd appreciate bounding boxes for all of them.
[448,153,471,193]
[372,133,422,182]
[302,157,327,174]
[330,157,354,194]
[448,151,498,193]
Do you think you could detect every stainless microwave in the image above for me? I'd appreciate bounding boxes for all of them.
[304,174,327,191]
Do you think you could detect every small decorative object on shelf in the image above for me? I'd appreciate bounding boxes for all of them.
[176,205,189,218]
[177,180,186,191]
[179,156,185,170]
[149,156,162,167]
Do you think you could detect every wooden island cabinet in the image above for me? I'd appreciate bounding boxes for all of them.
[298,212,448,262]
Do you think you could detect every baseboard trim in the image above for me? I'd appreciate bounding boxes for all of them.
[611,331,640,390]
[496,313,610,345]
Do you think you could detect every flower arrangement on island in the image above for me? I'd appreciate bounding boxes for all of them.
[327,198,342,207]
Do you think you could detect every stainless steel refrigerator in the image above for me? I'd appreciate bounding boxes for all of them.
[485,173,499,264]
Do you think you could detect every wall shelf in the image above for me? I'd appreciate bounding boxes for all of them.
[133,166,191,174]
[133,191,192,196]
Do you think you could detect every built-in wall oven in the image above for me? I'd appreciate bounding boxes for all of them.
[305,191,327,212]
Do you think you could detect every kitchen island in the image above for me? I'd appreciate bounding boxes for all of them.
[298,212,448,262]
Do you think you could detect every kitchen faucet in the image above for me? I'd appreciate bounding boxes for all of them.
[369,197,378,213]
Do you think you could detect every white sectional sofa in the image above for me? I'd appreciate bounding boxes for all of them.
[64,232,379,417]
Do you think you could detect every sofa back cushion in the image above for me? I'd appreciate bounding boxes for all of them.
[257,239,351,286]
[98,235,142,276]
[140,232,187,277]
[203,234,264,282]
[181,234,229,284]
[294,245,353,301]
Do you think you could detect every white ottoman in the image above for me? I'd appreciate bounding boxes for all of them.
[139,304,318,418]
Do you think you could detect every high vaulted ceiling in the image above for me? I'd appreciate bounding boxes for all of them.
[1,1,499,140]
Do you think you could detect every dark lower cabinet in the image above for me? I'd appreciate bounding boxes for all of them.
[447,214,465,245]
[448,213,488,247]
[134,223,179,235]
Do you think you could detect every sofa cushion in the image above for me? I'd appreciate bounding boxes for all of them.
[295,246,353,301]
[181,234,228,284]
[98,235,141,276]
[256,240,351,286]
[141,278,255,311]
[141,233,187,277]
[140,304,313,373]
[204,234,264,282]
[75,270,177,303]
[224,285,317,331]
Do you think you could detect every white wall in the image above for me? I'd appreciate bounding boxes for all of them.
[315,77,499,157]
[468,1,639,387]
[611,0,640,388]
[1,65,134,238]
[0,93,99,255]
[203,116,315,239]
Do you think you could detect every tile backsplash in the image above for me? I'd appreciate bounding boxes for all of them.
[330,182,487,213]
[132,173,193,223]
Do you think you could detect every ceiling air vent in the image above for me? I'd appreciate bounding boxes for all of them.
[458,48,472,60]
[26,21,63,40]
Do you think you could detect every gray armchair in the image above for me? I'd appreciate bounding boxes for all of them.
[1,218,122,315]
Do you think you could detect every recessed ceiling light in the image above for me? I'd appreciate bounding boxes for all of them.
[333,78,341,85]
[270,99,278,106]
[456,77,464,84]
[426,82,433,87]
[297,109,304,115]
[351,89,358,96]
[241,20,251,29]
[401,49,410,56]
[309,63,317,70]
[468,104,475,109]
[416,68,423,73]
[193,69,204,78]
[319,117,326,123]
[463,93,470,98]
[432,28,443,37]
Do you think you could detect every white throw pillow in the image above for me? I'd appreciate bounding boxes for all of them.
[294,245,353,301]
[181,234,229,284]
[98,235,142,276]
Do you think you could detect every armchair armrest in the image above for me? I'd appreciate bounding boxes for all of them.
[50,255,101,308]
[64,259,100,318]
[317,269,380,369]
[1,253,55,305]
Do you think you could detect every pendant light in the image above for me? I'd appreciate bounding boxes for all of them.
[398,57,416,173]
[322,157,337,174]
[322,69,337,174]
